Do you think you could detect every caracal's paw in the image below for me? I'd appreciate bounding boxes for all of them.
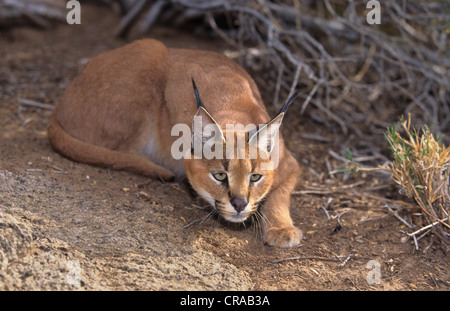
[264,226,303,248]
[150,167,175,181]
[158,169,175,181]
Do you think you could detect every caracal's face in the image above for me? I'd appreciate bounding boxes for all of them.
[184,131,275,223]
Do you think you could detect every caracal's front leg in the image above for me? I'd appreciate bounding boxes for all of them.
[260,172,303,248]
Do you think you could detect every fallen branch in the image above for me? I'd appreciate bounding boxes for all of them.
[116,0,449,141]
[273,256,343,264]
[407,217,449,239]
[0,0,66,27]
[18,98,55,110]
[273,254,364,265]
[385,205,414,229]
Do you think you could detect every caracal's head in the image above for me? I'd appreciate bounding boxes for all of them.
[184,79,297,223]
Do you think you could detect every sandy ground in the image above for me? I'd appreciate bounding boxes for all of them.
[0,4,448,290]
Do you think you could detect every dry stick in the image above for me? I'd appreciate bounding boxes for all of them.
[321,198,332,220]
[412,234,419,251]
[385,205,414,229]
[18,98,55,110]
[115,0,147,36]
[292,180,366,195]
[294,186,416,211]
[404,217,449,251]
[300,80,321,114]
[206,12,238,48]
[272,64,284,107]
[429,274,450,286]
[352,42,376,82]
[273,254,362,264]
[335,254,355,269]
[407,217,449,238]
[139,0,167,33]
[0,0,66,27]
[288,64,302,101]
[48,165,69,174]
[273,256,342,264]
[26,168,42,172]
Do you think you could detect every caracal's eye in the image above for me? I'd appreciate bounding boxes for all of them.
[250,174,262,182]
[212,173,227,181]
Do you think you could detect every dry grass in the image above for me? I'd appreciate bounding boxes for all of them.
[345,114,450,251]
[386,114,449,250]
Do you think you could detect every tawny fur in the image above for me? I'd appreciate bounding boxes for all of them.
[47,39,302,247]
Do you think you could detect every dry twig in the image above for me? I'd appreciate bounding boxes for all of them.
[116,0,449,141]
[0,0,66,27]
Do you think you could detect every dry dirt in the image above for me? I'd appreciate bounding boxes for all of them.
[0,4,448,291]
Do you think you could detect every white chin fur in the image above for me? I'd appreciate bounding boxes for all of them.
[221,201,252,223]
[195,188,251,223]
[223,214,249,223]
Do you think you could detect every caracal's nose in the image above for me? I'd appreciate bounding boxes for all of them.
[230,197,247,213]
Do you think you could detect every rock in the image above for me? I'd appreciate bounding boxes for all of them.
[0,170,253,290]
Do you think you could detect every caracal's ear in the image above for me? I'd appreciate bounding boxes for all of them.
[248,91,298,153]
[191,78,225,152]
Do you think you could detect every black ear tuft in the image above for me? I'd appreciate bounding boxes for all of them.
[192,77,205,109]
[276,90,299,116]
[247,91,298,148]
